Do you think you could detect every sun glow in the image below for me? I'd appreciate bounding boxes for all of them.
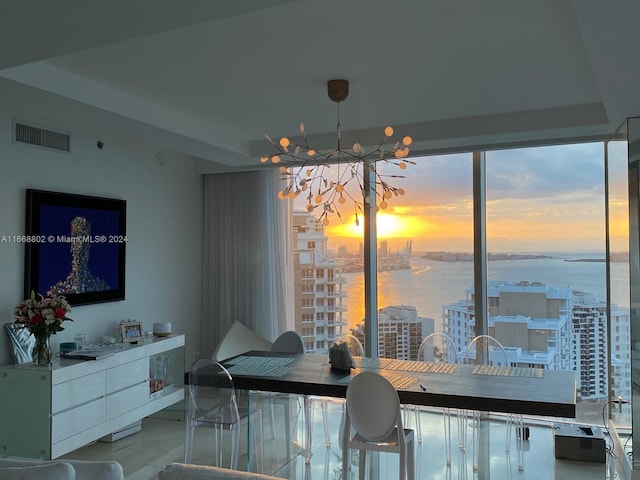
[326,212,430,240]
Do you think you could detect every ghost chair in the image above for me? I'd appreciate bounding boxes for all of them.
[341,371,415,480]
[409,332,459,466]
[312,334,365,450]
[252,331,306,463]
[463,335,522,471]
[185,358,263,472]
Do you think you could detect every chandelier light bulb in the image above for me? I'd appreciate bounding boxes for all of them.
[384,126,394,137]
[271,155,281,164]
[280,137,290,148]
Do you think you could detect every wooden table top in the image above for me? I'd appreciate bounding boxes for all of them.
[220,351,576,418]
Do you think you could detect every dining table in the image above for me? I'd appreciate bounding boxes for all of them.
[218,350,577,473]
[222,350,576,417]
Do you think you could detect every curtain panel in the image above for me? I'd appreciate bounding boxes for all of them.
[201,169,292,359]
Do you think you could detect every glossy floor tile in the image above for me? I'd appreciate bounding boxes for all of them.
[61,403,618,479]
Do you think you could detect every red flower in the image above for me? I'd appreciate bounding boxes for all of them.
[31,313,45,325]
[54,308,67,319]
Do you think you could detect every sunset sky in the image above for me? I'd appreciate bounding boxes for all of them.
[293,140,630,254]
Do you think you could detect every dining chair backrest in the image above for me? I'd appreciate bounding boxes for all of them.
[417,332,458,364]
[188,358,239,425]
[271,330,305,353]
[346,371,402,442]
[465,334,509,367]
[334,333,364,357]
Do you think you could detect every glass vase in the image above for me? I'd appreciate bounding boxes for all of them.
[33,334,52,366]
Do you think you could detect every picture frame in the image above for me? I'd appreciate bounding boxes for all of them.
[119,319,143,343]
[24,189,127,306]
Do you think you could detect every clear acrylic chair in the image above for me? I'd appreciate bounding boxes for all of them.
[342,371,415,480]
[411,332,458,466]
[463,335,522,471]
[252,331,305,462]
[311,334,365,450]
[185,358,263,471]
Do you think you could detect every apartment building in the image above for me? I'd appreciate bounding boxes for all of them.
[443,281,630,401]
[354,305,434,360]
[292,210,347,353]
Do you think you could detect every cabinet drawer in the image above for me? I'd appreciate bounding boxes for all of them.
[106,358,148,394]
[52,371,105,414]
[106,381,148,419]
[52,397,106,443]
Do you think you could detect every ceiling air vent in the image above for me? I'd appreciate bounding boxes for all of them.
[13,120,71,152]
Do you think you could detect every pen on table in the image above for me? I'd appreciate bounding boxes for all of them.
[420,383,427,391]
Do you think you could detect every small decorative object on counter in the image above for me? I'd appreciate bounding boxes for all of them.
[152,322,172,337]
[14,291,73,366]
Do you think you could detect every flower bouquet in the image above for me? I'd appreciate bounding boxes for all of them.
[14,291,73,365]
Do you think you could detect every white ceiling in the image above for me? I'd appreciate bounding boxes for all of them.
[1,0,639,171]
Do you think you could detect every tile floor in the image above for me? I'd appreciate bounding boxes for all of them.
[62,401,618,479]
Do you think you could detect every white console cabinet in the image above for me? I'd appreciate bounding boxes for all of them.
[0,334,184,459]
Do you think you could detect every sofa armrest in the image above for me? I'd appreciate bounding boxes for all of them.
[158,463,285,480]
[0,462,75,480]
[63,459,124,480]
[0,458,123,480]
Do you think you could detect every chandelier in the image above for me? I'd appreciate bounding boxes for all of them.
[260,79,413,225]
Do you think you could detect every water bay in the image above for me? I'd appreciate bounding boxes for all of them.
[342,253,630,331]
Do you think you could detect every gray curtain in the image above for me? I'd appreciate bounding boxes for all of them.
[201,169,292,359]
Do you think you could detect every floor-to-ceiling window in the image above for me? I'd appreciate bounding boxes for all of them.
[485,143,624,424]
[286,139,630,427]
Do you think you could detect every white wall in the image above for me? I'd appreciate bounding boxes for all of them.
[0,89,205,365]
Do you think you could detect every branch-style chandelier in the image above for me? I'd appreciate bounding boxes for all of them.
[260,79,414,225]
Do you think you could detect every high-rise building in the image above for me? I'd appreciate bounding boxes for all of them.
[571,291,608,400]
[292,210,347,353]
[444,281,573,370]
[443,281,630,402]
[379,240,388,258]
[354,305,434,360]
[610,305,631,403]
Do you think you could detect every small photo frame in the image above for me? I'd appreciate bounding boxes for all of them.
[119,319,143,343]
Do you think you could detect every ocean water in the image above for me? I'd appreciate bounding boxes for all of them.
[342,253,630,330]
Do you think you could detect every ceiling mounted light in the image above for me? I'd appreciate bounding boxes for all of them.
[260,79,414,226]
